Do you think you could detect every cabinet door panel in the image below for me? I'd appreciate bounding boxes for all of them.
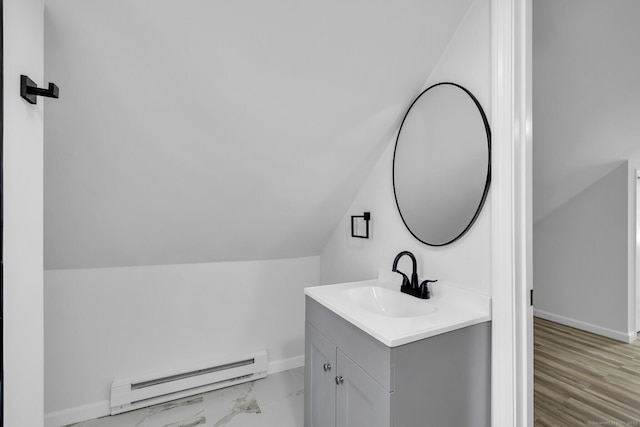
[336,350,391,427]
[305,323,337,427]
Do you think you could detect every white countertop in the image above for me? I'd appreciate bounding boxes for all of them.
[304,270,491,347]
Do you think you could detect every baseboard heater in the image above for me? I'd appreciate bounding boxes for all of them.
[110,350,267,415]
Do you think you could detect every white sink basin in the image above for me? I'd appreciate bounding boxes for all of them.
[304,270,491,347]
[341,286,437,318]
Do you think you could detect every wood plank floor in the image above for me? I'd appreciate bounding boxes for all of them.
[534,317,640,426]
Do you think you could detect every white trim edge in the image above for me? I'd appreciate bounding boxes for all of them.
[44,355,305,427]
[534,310,635,344]
[44,400,110,427]
[267,354,305,375]
[491,0,531,426]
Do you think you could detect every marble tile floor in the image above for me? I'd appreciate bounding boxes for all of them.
[66,367,304,427]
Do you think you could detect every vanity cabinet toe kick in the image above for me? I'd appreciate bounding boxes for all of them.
[304,297,491,427]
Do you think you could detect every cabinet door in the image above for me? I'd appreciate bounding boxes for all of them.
[336,350,391,427]
[305,323,338,427]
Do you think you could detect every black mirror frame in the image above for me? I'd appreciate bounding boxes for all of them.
[392,82,492,247]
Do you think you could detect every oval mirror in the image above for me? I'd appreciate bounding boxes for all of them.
[393,82,491,246]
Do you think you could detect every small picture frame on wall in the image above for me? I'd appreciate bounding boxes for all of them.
[351,212,371,239]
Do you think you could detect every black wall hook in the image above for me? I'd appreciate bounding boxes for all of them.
[20,75,59,104]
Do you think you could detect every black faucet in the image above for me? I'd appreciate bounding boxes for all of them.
[392,251,418,290]
[391,251,437,299]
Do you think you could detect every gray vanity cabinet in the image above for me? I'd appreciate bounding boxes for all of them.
[335,350,390,427]
[305,322,390,427]
[304,297,491,427]
[305,323,337,427]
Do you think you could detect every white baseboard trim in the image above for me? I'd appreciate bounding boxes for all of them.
[44,354,305,427]
[267,354,305,374]
[534,309,635,343]
[44,400,110,427]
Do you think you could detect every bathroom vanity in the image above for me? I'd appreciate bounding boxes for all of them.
[302,80,495,426]
[304,274,491,427]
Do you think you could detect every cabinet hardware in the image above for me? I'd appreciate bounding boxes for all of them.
[335,376,344,385]
[323,363,331,372]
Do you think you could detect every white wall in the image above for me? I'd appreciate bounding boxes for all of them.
[3,1,45,426]
[320,0,492,295]
[43,0,475,270]
[533,162,634,341]
[532,0,640,223]
[44,256,318,424]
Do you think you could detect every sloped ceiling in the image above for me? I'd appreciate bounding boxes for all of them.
[533,0,640,223]
[43,0,475,269]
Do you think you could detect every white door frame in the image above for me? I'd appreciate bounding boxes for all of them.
[635,170,639,334]
[490,0,532,426]
[2,0,45,426]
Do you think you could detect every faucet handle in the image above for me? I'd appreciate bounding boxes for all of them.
[394,270,411,288]
[419,279,438,299]
[400,273,412,289]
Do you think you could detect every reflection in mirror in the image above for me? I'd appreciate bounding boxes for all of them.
[393,82,491,246]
